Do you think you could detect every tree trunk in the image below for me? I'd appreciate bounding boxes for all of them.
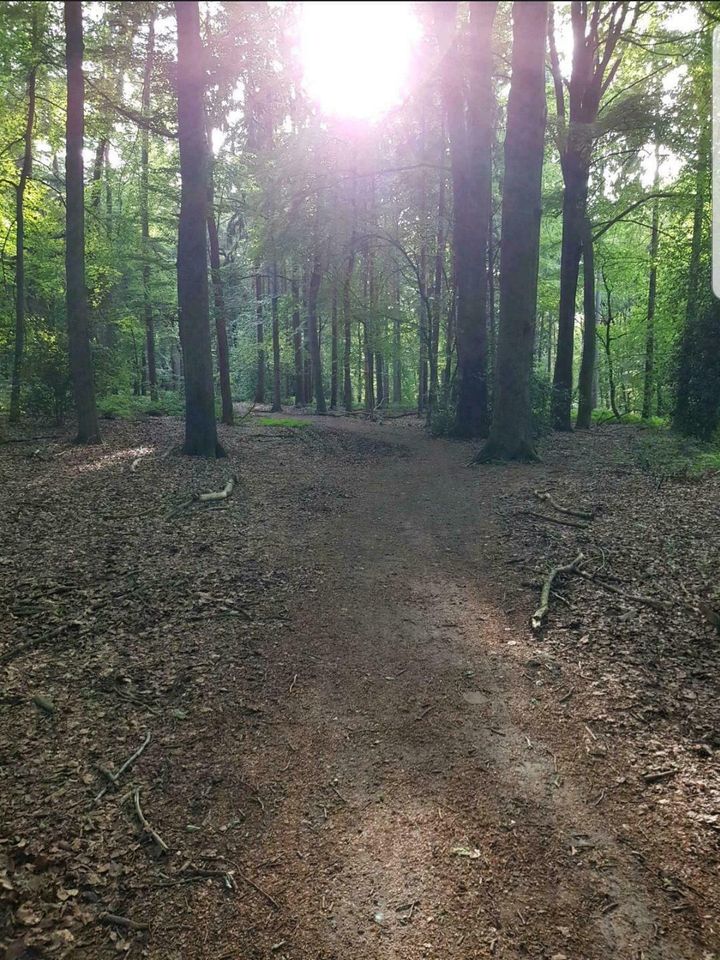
[342,247,355,411]
[140,16,157,401]
[428,161,446,416]
[9,12,38,424]
[675,117,709,431]
[175,0,221,456]
[307,252,326,414]
[576,217,596,429]
[254,270,265,403]
[479,1,547,461]
[291,271,304,404]
[434,1,497,437]
[642,151,661,420]
[207,204,233,423]
[330,283,338,408]
[64,1,100,444]
[271,263,282,412]
[551,167,587,430]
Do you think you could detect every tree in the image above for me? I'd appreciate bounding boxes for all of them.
[549,1,639,431]
[140,14,157,401]
[434,0,497,437]
[64,0,100,444]
[9,5,39,423]
[478,1,547,461]
[175,0,222,457]
[307,249,326,414]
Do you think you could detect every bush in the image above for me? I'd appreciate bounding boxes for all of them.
[530,371,552,437]
[23,332,72,425]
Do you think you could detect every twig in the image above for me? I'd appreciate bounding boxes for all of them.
[533,490,595,520]
[532,553,585,629]
[132,786,169,852]
[93,732,151,804]
[519,510,589,530]
[99,912,149,932]
[236,870,281,909]
[642,767,678,784]
[575,570,668,612]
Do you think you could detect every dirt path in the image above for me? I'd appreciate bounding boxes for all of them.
[206,419,706,960]
[1,415,715,960]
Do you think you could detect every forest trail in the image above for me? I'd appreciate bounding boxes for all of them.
[1,415,716,960]
[244,418,704,960]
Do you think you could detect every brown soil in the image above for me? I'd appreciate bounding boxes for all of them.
[1,413,717,960]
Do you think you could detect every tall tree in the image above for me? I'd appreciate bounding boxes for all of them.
[642,146,661,420]
[254,270,265,403]
[9,6,39,423]
[307,250,326,414]
[140,14,157,401]
[270,263,282,412]
[478,1,547,461]
[575,217,596,429]
[434,0,497,437]
[175,0,222,456]
[64,1,100,444]
[549,1,639,430]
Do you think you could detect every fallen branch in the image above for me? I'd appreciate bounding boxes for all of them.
[132,786,169,852]
[642,767,678,784]
[575,570,668,612]
[196,475,238,503]
[532,553,585,630]
[519,510,589,530]
[533,490,595,520]
[93,732,152,804]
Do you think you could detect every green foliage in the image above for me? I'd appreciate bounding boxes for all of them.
[257,416,309,429]
[23,331,71,425]
[98,391,184,420]
[530,371,553,438]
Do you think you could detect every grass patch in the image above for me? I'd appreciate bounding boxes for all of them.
[634,430,720,479]
[98,391,185,420]
[257,417,310,429]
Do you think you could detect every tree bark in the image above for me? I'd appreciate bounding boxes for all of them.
[9,9,38,423]
[576,217,596,429]
[342,247,355,411]
[175,0,221,456]
[479,1,547,461]
[254,270,265,403]
[434,1,497,437]
[64,1,100,444]
[291,271,304,405]
[140,16,157,401]
[271,263,282,412]
[307,252,326,414]
[642,162,661,420]
[330,282,339,408]
[207,201,233,423]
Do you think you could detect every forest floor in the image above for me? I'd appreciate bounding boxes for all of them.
[1,410,719,960]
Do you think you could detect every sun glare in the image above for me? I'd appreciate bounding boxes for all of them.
[298,1,420,121]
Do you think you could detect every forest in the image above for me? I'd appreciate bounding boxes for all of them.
[1,2,719,959]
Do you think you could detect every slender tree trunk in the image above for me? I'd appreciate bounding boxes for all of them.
[207,204,233,423]
[175,0,221,456]
[418,241,429,414]
[291,271,304,404]
[552,167,587,429]
[576,217,596,429]
[140,16,157,401]
[675,118,709,431]
[363,241,375,412]
[479,1,547,461]
[254,270,265,403]
[392,272,402,404]
[271,263,282,412]
[642,152,661,420]
[342,247,355,411]
[307,252,326,414]
[428,163,446,416]
[64,1,100,444]
[9,14,38,423]
[330,282,339,408]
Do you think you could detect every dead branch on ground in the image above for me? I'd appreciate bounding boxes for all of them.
[533,489,595,520]
[532,553,585,630]
[93,732,151,804]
